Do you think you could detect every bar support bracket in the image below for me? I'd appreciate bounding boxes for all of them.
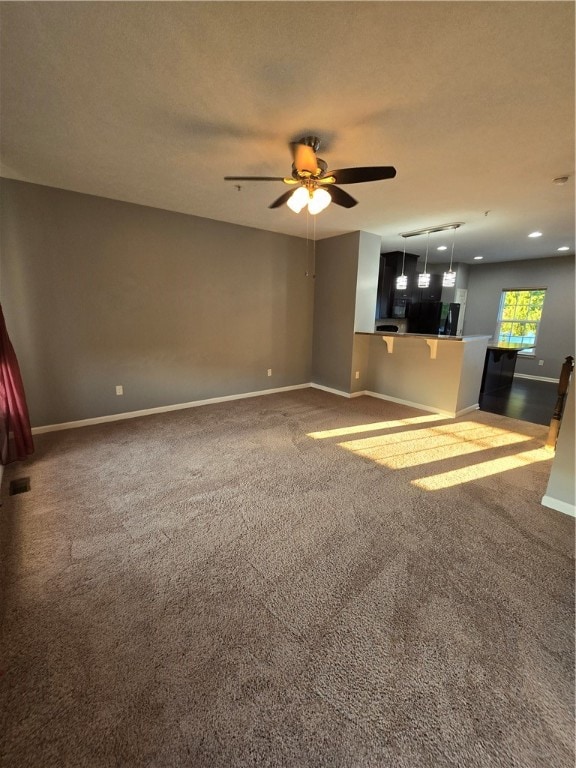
[426,339,439,359]
[381,336,395,354]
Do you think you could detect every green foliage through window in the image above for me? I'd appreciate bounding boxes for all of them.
[496,289,545,351]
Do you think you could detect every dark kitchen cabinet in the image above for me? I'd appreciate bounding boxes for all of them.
[376,251,419,319]
[480,348,519,393]
[413,272,443,302]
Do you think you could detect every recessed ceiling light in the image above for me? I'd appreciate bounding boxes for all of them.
[474,256,484,260]
[437,245,447,251]
[528,231,543,238]
[557,246,570,251]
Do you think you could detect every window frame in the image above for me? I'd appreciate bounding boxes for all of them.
[495,288,547,355]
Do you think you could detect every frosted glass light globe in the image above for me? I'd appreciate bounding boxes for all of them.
[308,187,331,215]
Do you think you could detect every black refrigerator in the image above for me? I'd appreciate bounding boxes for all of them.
[406,302,460,335]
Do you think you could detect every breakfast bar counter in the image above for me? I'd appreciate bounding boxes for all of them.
[352,332,491,417]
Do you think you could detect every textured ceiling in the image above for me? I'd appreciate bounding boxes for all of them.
[1,1,574,264]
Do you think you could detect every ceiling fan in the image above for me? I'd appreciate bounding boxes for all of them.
[224,136,396,214]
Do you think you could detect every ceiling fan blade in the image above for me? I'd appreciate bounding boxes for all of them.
[224,176,285,181]
[327,186,358,208]
[328,166,397,185]
[290,142,318,174]
[269,189,296,209]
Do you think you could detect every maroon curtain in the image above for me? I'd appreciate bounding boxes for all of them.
[0,304,34,464]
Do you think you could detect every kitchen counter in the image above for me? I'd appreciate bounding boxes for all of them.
[481,343,535,393]
[358,332,489,342]
[487,341,535,351]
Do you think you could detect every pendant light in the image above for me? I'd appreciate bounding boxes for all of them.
[443,226,458,287]
[395,241,408,290]
[418,232,431,288]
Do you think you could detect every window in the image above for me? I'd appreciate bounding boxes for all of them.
[495,289,546,353]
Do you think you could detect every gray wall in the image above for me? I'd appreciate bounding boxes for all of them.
[311,232,360,393]
[311,230,380,394]
[354,232,381,333]
[543,382,575,513]
[462,256,575,380]
[0,179,314,427]
[3,176,573,429]
[351,231,381,394]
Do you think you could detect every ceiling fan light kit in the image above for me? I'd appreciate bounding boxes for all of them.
[307,187,332,215]
[224,136,396,214]
[286,186,309,213]
[286,185,332,215]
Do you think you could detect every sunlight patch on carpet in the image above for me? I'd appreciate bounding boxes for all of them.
[307,413,444,440]
[336,421,535,470]
[413,447,551,489]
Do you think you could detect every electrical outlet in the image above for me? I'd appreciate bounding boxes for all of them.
[538,360,544,366]
[355,371,360,379]
[267,369,272,377]
[115,385,123,395]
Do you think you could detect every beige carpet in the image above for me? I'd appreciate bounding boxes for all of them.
[0,389,574,768]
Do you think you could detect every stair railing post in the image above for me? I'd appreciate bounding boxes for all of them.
[546,355,574,450]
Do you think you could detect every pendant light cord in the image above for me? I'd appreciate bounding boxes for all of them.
[449,226,457,272]
[424,231,430,274]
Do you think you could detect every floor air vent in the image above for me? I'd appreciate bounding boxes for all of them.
[9,477,31,496]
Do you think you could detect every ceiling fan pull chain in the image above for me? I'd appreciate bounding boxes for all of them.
[313,213,316,278]
[306,207,311,273]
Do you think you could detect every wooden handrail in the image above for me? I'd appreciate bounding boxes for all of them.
[546,355,574,449]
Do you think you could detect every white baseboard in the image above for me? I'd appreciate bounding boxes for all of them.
[541,494,576,518]
[514,373,559,384]
[454,404,482,417]
[309,383,356,399]
[29,382,483,436]
[311,385,478,416]
[31,383,311,435]
[364,390,477,418]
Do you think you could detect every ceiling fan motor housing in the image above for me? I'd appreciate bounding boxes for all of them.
[299,135,321,152]
[292,157,327,180]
